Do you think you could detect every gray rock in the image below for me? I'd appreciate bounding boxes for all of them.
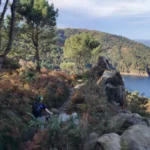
[78,79,83,82]
[90,56,112,79]
[58,112,79,124]
[121,124,150,150]
[51,108,60,114]
[108,113,132,132]
[132,113,142,118]
[89,56,127,110]
[83,132,99,150]
[102,71,117,79]
[147,118,150,127]
[108,113,146,134]
[101,70,126,108]
[125,113,147,127]
[96,133,121,150]
[74,83,86,89]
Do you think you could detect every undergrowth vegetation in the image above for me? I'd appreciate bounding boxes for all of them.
[1,0,150,149]
[126,91,150,117]
[19,77,115,150]
[0,67,150,150]
[0,68,70,149]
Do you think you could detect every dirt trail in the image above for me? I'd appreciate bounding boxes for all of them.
[58,83,86,113]
[58,88,75,113]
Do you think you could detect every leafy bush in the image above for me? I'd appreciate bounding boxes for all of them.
[44,84,69,108]
[70,78,115,137]
[60,62,76,73]
[2,57,20,69]
[23,115,84,150]
[0,69,72,149]
[126,91,150,117]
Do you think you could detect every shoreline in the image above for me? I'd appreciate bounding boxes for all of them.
[120,72,149,77]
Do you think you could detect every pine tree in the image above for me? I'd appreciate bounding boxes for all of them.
[17,0,58,72]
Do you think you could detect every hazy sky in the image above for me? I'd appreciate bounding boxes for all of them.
[50,0,150,40]
[1,0,150,39]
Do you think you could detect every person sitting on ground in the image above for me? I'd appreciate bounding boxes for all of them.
[32,95,53,127]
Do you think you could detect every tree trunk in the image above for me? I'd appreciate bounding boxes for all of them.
[0,0,9,51]
[1,0,17,57]
[35,45,41,73]
[32,25,41,73]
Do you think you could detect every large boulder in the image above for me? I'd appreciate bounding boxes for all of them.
[51,108,60,114]
[58,112,79,124]
[92,124,150,150]
[121,124,150,150]
[71,56,127,112]
[89,56,126,108]
[83,132,99,150]
[108,113,147,134]
[96,133,121,150]
[97,70,126,109]
[147,118,150,127]
[90,56,113,79]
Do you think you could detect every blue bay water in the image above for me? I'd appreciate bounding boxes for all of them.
[122,75,150,98]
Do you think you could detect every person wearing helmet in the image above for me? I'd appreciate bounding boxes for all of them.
[32,95,53,129]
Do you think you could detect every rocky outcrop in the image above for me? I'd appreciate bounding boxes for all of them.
[72,56,150,150]
[89,56,126,108]
[146,65,150,77]
[69,56,150,150]
[83,132,99,150]
[121,124,150,150]
[96,133,121,150]
[69,56,126,110]
[107,112,147,134]
[89,124,150,150]
[90,56,112,79]
[100,70,126,107]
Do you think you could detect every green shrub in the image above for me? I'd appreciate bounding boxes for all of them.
[126,91,150,117]
[44,85,69,108]
[26,115,84,150]
[70,78,115,136]
[10,61,20,69]
[2,57,20,69]
[47,115,84,150]
[25,69,35,79]
[0,110,28,150]
[60,62,76,73]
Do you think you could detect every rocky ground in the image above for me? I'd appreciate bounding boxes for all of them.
[57,56,150,150]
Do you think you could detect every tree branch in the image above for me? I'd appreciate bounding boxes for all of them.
[0,0,9,51]
[1,0,18,57]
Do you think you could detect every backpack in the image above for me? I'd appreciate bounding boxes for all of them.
[32,102,43,118]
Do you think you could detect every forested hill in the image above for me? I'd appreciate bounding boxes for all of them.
[57,28,150,76]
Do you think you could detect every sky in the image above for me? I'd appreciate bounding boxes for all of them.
[1,0,150,40]
[49,0,150,40]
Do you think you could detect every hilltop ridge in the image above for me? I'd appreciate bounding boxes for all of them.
[57,28,150,76]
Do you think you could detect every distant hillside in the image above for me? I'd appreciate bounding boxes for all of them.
[57,28,150,76]
[134,40,150,47]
